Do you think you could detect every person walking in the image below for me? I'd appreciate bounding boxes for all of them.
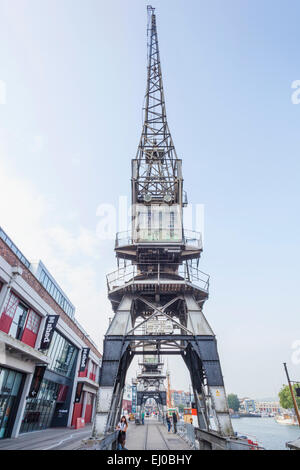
[172,411,178,434]
[141,410,145,425]
[166,413,171,433]
[116,415,128,450]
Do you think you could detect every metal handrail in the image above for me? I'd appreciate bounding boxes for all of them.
[115,229,202,249]
[84,431,119,450]
[97,431,119,450]
[107,263,209,293]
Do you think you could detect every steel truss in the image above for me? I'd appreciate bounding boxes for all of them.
[133,6,182,204]
[94,291,233,437]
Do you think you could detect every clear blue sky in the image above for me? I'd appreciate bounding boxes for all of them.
[0,0,300,399]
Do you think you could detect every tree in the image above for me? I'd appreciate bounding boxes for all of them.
[178,404,184,413]
[279,384,300,410]
[227,394,240,412]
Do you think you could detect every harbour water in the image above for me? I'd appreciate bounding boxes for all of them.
[232,417,300,450]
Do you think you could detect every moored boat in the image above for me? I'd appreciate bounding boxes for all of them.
[275,413,298,425]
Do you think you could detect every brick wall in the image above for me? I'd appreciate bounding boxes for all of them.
[0,238,102,358]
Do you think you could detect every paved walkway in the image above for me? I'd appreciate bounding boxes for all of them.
[125,417,191,450]
[0,420,191,451]
[0,425,92,450]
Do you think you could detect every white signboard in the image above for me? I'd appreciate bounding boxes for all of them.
[146,318,173,334]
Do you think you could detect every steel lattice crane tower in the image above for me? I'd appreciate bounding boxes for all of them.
[93,5,234,439]
[135,348,166,420]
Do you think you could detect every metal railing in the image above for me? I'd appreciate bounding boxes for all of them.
[183,229,202,249]
[177,422,197,449]
[97,431,119,450]
[163,421,197,449]
[115,229,202,250]
[106,262,209,293]
[194,427,264,450]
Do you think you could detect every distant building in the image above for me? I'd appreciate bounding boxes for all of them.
[238,396,282,414]
[239,397,256,413]
[255,401,281,414]
[170,389,193,408]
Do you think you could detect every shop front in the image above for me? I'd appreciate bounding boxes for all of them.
[71,383,97,427]
[20,374,73,433]
[20,329,79,434]
[0,367,25,439]
[20,378,59,433]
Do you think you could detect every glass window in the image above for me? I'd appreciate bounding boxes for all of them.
[0,367,24,439]
[46,280,51,294]
[11,373,23,396]
[39,270,45,284]
[170,211,175,238]
[37,271,74,319]
[26,311,41,334]
[42,275,49,290]
[3,370,16,395]
[134,203,182,242]
[47,331,78,378]
[54,288,59,302]
[49,283,54,296]
[9,303,28,340]
[20,379,59,434]
[2,292,19,319]
[37,270,74,319]
[11,244,17,254]
[1,294,41,342]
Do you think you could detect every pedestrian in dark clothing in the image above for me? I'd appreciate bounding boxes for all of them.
[172,412,178,433]
[166,413,171,432]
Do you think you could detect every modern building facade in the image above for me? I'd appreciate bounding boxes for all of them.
[254,401,281,414]
[0,226,102,439]
[238,397,281,415]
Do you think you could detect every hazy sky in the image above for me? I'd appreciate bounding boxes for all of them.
[0,0,300,399]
